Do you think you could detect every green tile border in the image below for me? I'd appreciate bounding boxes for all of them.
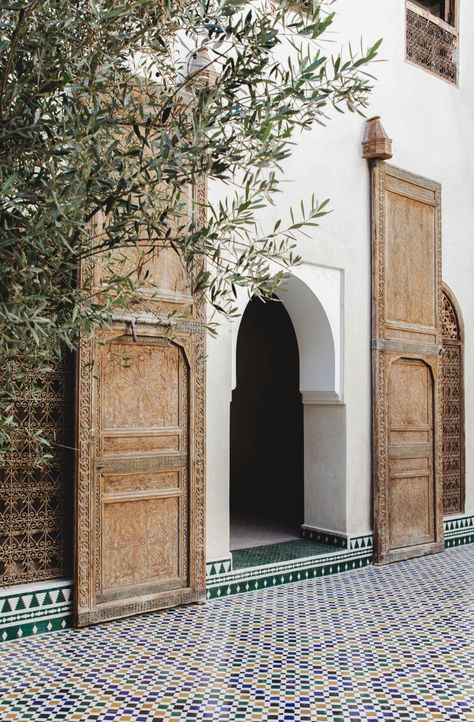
[1,614,72,642]
[301,526,348,548]
[205,556,233,578]
[206,555,373,600]
[206,544,374,600]
[0,581,72,643]
[349,534,373,551]
[444,513,474,548]
[445,534,474,548]
[1,514,473,641]
[206,514,474,601]
[301,526,373,551]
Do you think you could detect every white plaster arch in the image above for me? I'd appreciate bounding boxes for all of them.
[230,263,343,403]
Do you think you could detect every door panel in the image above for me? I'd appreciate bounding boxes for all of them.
[372,163,443,563]
[97,336,189,606]
[102,496,181,592]
[76,325,204,626]
[387,358,435,550]
[386,193,436,330]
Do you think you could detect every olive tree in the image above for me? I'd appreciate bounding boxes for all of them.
[0,0,380,452]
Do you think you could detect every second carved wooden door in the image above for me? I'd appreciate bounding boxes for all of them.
[372,163,444,564]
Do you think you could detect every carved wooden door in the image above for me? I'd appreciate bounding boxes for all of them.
[75,192,206,626]
[371,163,444,564]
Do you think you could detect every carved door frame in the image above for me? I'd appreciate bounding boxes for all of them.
[371,162,444,564]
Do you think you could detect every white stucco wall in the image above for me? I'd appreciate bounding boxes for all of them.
[205,0,474,560]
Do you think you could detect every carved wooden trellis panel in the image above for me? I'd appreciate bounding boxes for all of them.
[406,3,458,85]
[441,287,464,515]
[75,184,206,627]
[371,162,444,564]
[0,358,74,586]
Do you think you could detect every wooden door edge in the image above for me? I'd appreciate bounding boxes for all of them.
[374,539,445,565]
[74,588,206,628]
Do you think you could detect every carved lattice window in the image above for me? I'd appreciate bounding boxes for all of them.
[441,289,464,515]
[0,358,74,587]
[406,0,458,84]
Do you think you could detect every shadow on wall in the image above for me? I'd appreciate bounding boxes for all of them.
[230,296,303,532]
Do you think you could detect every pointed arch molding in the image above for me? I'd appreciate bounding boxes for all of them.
[441,284,465,515]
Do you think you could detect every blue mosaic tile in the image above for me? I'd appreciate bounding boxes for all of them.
[0,545,472,720]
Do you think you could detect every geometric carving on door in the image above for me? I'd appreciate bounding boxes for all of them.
[441,286,465,515]
[75,180,207,626]
[388,358,436,550]
[75,329,205,625]
[103,496,180,591]
[371,162,444,564]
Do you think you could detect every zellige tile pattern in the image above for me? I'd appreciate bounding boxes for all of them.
[0,545,473,721]
[231,539,340,569]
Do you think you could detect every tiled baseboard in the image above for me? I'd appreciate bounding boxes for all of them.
[205,556,233,579]
[444,513,474,548]
[1,514,473,643]
[0,580,72,642]
[301,525,373,552]
[206,547,372,600]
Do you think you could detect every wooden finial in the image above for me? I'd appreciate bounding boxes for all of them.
[362,116,393,160]
[187,48,218,89]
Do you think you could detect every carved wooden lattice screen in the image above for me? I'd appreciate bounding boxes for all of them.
[406,1,458,85]
[441,288,464,515]
[371,162,444,564]
[0,358,74,586]
[75,184,206,627]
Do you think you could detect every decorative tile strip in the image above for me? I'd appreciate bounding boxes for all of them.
[206,546,373,600]
[0,580,72,643]
[301,526,348,548]
[301,526,374,552]
[444,514,474,548]
[349,534,373,551]
[205,556,233,578]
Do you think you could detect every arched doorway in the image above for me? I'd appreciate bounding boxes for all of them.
[441,286,465,515]
[230,296,303,550]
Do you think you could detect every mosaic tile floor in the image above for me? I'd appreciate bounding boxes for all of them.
[232,539,341,570]
[0,545,473,721]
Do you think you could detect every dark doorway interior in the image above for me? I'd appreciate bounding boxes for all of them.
[230,296,304,550]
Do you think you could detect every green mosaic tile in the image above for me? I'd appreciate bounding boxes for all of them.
[232,539,340,570]
[445,534,474,548]
[207,556,372,599]
[1,615,71,642]
[350,535,373,550]
[301,528,348,548]
[0,583,73,643]
[205,558,233,577]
